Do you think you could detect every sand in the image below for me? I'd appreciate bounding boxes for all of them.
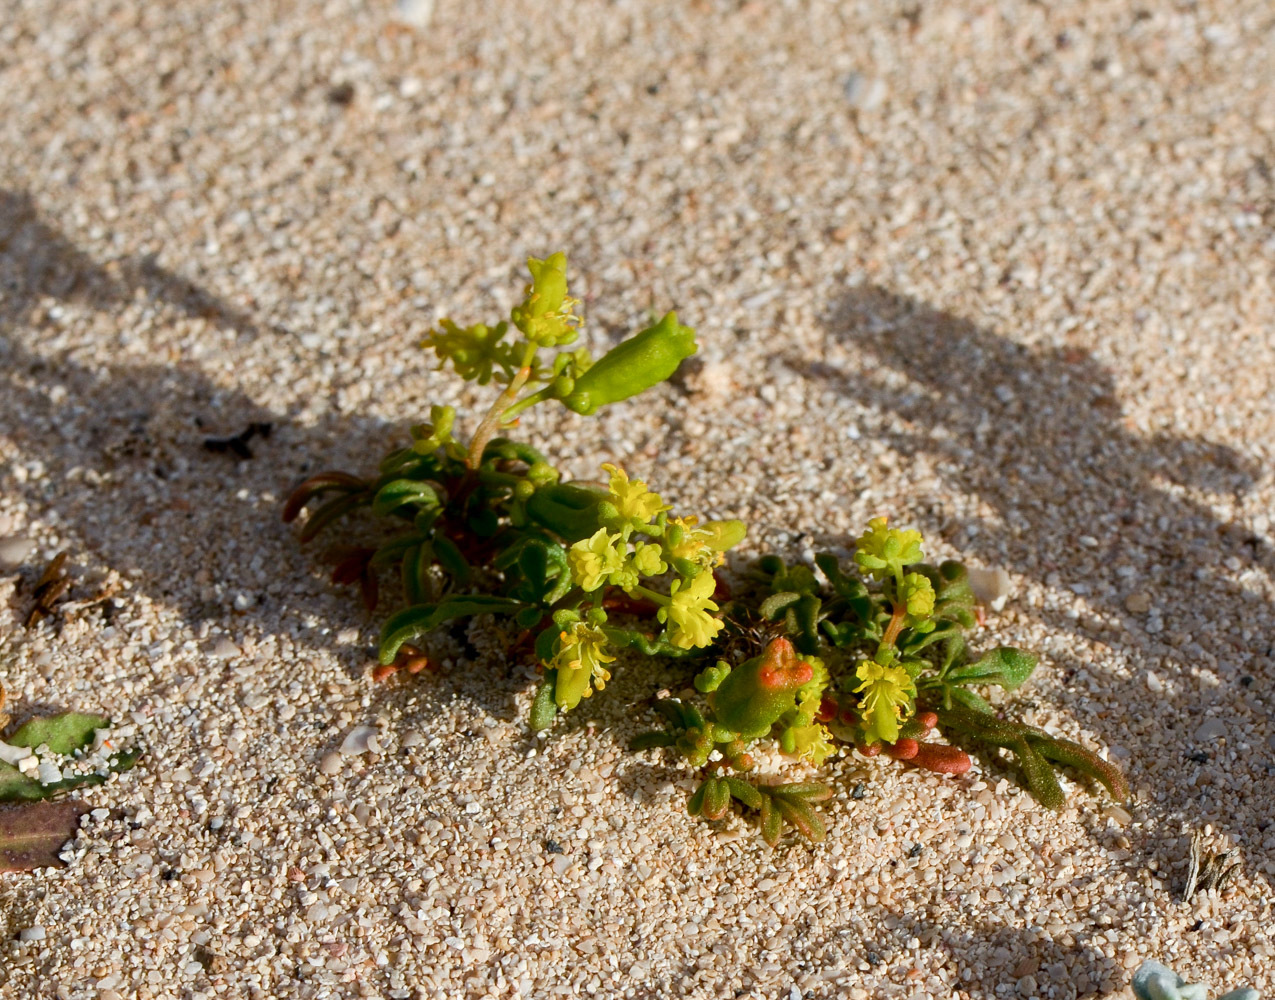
[2,1,1274,997]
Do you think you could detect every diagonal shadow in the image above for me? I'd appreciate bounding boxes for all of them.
[796,285,1275,879]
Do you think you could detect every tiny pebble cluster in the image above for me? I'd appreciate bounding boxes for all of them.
[1,1,1273,998]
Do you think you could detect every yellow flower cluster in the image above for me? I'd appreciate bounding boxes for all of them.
[854,516,924,582]
[660,572,723,650]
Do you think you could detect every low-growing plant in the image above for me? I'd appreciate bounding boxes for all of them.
[284,253,1127,845]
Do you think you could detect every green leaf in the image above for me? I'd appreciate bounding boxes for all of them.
[947,686,994,714]
[770,781,833,802]
[687,781,708,817]
[10,713,109,754]
[529,675,558,731]
[722,776,763,810]
[0,713,141,804]
[602,627,697,658]
[432,536,470,584]
[0,801,87,872]
[898,619,963,655]
[1014,739,1065,809]
[785,594,824,656]
[1031,735,1130,801]
[945,647,1038,691]
[400,542,434,607]
[379,596,527,663]
[371,479,441,518]
[628,732,675,751]
[758,796,782,846]
[369,535,427,569]
[759,592,802,620]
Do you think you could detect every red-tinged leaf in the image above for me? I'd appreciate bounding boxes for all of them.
[282,472,367,523]
[759,796,782,847]
[701,778,732,820]
[909,742,973,775]
[884,737,920,761]
[298,494,367,544]
[0,800,86,872]
[774,796,827,842]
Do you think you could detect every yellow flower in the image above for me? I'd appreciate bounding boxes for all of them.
[783,723,839,766]
[551,622,617,710]
[602,463,669,525]
[663,516,716,571]
[568,529,624,592]
[853,659,916,744]
[660,571,722,649]
[630,542,667,578]
[509,252,583,347]
[854,516,924,582]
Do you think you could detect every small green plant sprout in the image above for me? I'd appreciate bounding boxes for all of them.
[1133,960,1258,1000]
[285,253,1128,845]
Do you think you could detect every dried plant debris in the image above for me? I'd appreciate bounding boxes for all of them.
[0,711,140,803]
[202,421,273,460]
[1182,829,1242,901]
[0,800,88,872]
[24,549,70,628]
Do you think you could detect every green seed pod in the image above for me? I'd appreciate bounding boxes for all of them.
[711,637,814,739]
[560,312,697,416]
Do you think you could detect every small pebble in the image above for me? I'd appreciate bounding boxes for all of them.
[1194,719,1227,742]
[393,0,434,28]
[842,72,886,110]
[211,637,239,660]
[340,725,379,755]
[0,535,35,567]
[1125,592,1153,614]
[318,751,343,775]
[18,926,46,942]
[967,567,1013,611]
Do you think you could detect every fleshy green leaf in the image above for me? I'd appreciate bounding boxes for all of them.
[379,596,527,663]
[371,479,441,518]
[627,732,675,751]
[758,796,782,846]
[529,675,558,731]
[945,647,1039,691]
[701,777,731,820]
[722,777,763,811]
[774,796,826,842]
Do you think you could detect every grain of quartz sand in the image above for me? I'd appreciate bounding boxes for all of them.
[1,1,1273,997]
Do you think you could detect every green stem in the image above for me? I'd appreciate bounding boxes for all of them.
[631,585,671,608]
[502,384,556,420]
[466,343,539,470]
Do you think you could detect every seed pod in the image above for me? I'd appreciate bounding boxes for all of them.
[560,312,697,415]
